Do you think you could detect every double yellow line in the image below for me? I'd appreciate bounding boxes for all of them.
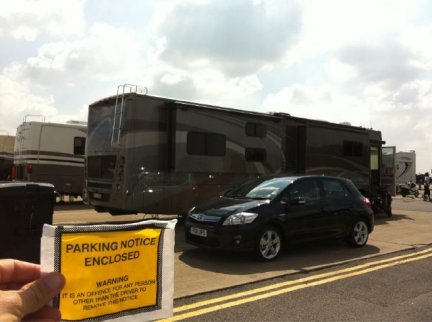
[162,247,432,321]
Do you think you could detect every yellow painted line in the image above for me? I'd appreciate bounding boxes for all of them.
[162,248,432,321]
[173,247,432,314]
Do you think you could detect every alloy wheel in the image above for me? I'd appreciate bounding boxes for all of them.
[258,229,281,261]
[353,221,368,246]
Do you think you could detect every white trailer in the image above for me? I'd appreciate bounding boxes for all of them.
[0,134,15,180]
[395,151,416,185]
[13,120,87,197]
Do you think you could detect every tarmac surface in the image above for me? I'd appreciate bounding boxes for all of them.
[52,196,432,299]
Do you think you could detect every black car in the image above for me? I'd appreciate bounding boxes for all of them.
[185,175,374,261]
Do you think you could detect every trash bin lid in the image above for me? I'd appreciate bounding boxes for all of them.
[0,182,55,197]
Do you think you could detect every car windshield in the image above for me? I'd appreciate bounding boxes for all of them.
[225,177,292,200]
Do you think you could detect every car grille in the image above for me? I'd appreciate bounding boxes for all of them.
[188,213,223,226]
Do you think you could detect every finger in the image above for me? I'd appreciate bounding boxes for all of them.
[18,272,65,316]
[23,305,61,321]
[0,259,40,285]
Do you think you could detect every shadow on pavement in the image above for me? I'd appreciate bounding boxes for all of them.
[177,239,381,276]
[374,212,415,226]
[55,202,92,211]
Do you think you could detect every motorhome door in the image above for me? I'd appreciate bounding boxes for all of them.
[381,146,396,196]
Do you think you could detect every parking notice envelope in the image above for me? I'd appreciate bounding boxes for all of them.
[41,219,176,321]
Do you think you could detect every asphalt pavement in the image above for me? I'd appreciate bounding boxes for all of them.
[171,247,432,321]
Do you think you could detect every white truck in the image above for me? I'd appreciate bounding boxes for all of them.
[13,120,87,198]
[0,134,15,180]
[395,151,416,185]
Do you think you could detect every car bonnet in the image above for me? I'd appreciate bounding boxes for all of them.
[193,197,269,217]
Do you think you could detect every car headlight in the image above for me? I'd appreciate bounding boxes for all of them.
[223,212,258,226]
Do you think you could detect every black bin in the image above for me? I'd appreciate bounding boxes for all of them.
[0,182,56,263]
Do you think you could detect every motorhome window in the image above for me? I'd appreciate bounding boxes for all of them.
[245,148,266,162]
[74,137,86,155]
[187,132,226,156]
[343,141,363,157]
[245,123,267,137]
[87,155,116,179]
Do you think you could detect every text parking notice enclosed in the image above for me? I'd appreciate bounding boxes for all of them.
[41,219,176,321]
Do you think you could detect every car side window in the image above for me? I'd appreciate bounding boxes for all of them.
[289,179,321,203]
[322,179,350,200]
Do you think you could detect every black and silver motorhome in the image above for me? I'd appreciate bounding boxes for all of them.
[85,86,392,216]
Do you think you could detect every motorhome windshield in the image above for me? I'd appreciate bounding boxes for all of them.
[87,104,115,153]
[87,155,116,179]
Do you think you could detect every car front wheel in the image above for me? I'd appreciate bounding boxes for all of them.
[347,220,369,247]
[255,226,282,261]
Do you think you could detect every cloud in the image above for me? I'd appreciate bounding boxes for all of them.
[0,75,57,134]
[2,22,144,102]
[157,0,302,76]
[148,67,262,108]
[339,39,424,90]
[153,70,199,99]
[0,0,85,41]
[392,81,432,109]
[0,74,89,135]
[263,85,370,126]
[1,0,298,113]
[0,21,148,121]
[325,59,357,82]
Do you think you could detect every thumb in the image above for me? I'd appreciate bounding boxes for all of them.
[18,272,65,316]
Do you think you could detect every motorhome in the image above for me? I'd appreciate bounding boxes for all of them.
[84,85,392,216]
[13,121,87,197]
[0,135,15,180]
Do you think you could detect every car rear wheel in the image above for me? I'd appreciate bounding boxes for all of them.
[255,226,282,261]
[348,220,369,247]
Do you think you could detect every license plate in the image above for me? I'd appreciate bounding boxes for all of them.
[93,192,102,199]
[190,227,207,237]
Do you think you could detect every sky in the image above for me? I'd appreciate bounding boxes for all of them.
[0,0,431,173]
